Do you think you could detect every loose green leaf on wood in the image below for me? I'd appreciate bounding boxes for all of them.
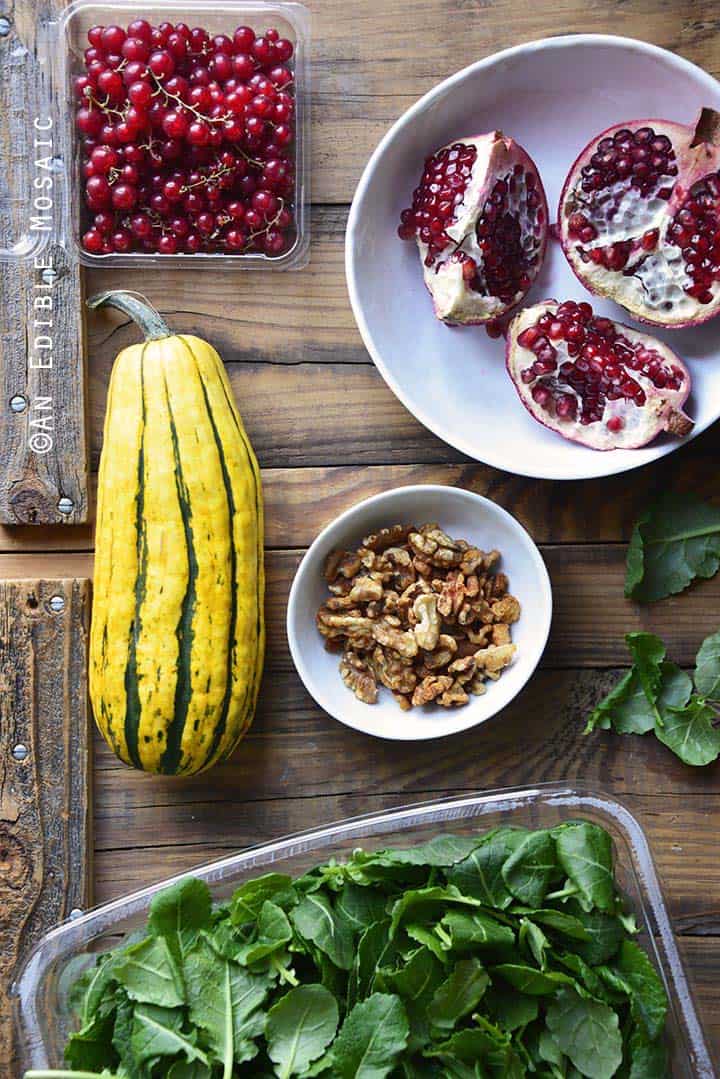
[694,630,720,700]
[625,493,720,603]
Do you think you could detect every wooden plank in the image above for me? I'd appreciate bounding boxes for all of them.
[0,1,88,525]
[3,546,719,669]
[5,445,720,554]
[86,208,355,366]
[91,664,720,817]
[678,937,720,1055]
[91,787,720,928]
[91,359,456,471]
[298,7,720,202]
[89,356,720,474]
[0,579,91,1071]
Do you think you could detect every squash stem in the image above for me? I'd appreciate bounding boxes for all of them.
[87,290,172,340]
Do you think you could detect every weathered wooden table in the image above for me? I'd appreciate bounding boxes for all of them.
[3,0,720,1067]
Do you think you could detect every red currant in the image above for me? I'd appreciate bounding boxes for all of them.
[122,37,150,62]
[127,19,153,44]
[189,27,209,53]
[209,53,233,81]
[233,26,255,52]
[187,120,210,146]
[251,36,275,65]
[111,183,137,210]
[232,53,255,80]
[166,32,188,59]
[90,145,119,174]
[149,50,175,79]
[101,25,126,53]
[158,234,179,254]
[112,228,133,252]
[130,212,152,238]
[226,226,248,250]
[82,228,104,252]
[128,80,153,108]
[86,174,112,206]
[76,107,103,137]
[163,177,185,202]
[123,60,151,85]
[162,109,189,139]
[274,39,294,62]
[94,211,115,234]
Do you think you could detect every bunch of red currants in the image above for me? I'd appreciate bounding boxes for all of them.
[76,19,296,256]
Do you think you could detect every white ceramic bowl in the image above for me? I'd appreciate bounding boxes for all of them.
[287,485,552,740]
[346,34,720,480]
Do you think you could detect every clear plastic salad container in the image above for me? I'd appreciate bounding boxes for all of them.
[44,0,310,268]
[13,784,717,1075]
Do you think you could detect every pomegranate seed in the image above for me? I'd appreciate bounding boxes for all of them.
[518,326,541,349]
[556,394,577,419]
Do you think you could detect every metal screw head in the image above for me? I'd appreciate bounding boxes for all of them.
[12,744,28,761]
[42,267,58,285]
[0,17,12,36]
[49,594,65,613]
[58,496,74,515]
[10,394,27,413]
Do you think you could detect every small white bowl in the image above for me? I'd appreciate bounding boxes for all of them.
[287,485,552,740]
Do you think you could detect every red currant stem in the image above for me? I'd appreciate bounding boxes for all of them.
[181,164,234,193]
[236,147,264,169]
[150,72,230,125]
[85,91,126,119]
[266,197,286,230]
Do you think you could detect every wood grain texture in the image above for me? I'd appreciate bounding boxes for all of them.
[91,785,720,924]
[0,578,91,1071]
[90,664,720,806]
[0,0,88,526]
[3,546,720,669]
[6,442,720,554]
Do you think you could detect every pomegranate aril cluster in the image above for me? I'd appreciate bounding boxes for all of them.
[567,127,676,273]
[667,172,720,304]
[465,166,544,304]
[517,300,684,429]
[76,20,296,256]
[575,127,676,198]
[398,142,477,264]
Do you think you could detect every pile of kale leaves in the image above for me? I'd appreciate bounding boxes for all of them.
[29,822,668,1079]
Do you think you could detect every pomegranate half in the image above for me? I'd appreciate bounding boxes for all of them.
[506,300,694,451]
[558,108,720,328]
[398,133,548,324]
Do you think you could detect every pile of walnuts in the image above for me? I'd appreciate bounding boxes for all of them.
[316,523,521,712]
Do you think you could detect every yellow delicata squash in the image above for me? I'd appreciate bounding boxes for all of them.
[89,290,264,776]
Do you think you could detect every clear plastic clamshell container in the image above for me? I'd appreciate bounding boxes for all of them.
[13,785,717,1075]
[0,0,310,269]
